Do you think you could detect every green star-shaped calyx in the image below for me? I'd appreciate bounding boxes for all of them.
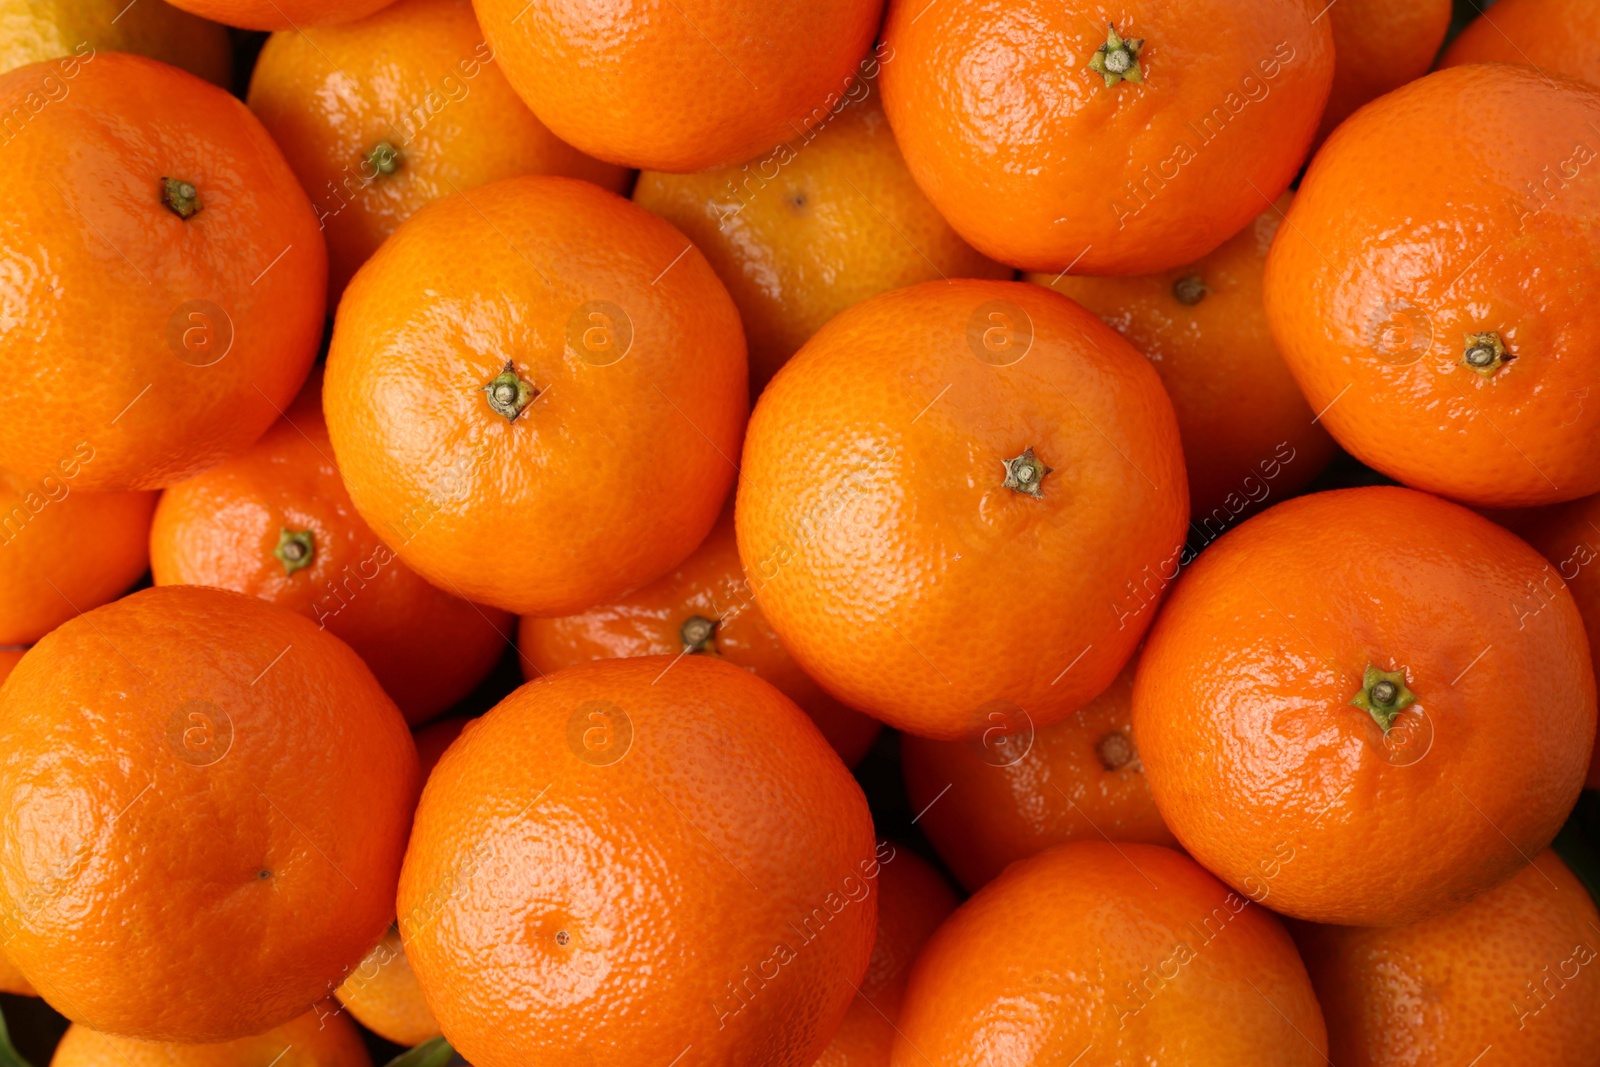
[483,362,538,421]
[1089,23,1145,88]
[273,528,315,575]
[1349,663,1416,732]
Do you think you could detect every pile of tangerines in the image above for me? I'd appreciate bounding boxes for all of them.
[1,0,1599,1063]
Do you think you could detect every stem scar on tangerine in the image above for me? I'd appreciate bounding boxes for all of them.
[483,361,538,421]
[1002,447,1052,497]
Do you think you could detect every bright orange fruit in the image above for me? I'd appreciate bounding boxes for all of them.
[247,0,630,305]
[1265,63,1600,507]
[48,1006,371,1067]
[162,0,395,32]
[0,53,325,492]
[902,652,1176,893]
[330,715,464,1047]
[0,0,231,85]
[398,656,877,1067]
[1029,196,1335,525]
[890,841,1328,1065]
[813,844,958,1067]
[1442,0,1600,88]
[325,176,747,616]
[1133,486,1596,926]
[1495,490,1600,787]
[1296,850,1600,1066]
[333,925,438,1049]
[0,586,419,1042]
[0,470,153,646]
[471,0,887,171]
[634,89,1009,394]
[150,372,511,726]
[736,279,1188,740]
[1316,0,1452,144]
[0,943,32,997]
[879,0,1334,273]
[518,502,880,767]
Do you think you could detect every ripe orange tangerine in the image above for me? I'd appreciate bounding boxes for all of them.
[736,279,1188,740]
[879,0,1334,273]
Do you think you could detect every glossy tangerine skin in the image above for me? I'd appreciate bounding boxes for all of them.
[248,0,630,306]
[397,656,878,1067]
[48,1006,372,1067]
[890,842,1328,1066]
[517,503,882,767]
[1442,0,1600,88]
[0,0,230,86]
[161,0,394,32]
[150,373,512,726]
[0,647,27,998]
[1497,490,1600,787]
[1316,0,1451,144]
[813,844,958,1067]
[1031,196,1336,524]
[1265,64,1600,508]
[736,279,1188,740]
[902,651,1176,894]
[0,53,325,491]
[1295,850,1600,1066]
[332,716,464,1047]
[879,0,1333,274]
[0,586,420,1042]
[634,89,1009,395]
[334,925,439,1048]
[0,469,154,645]
[324,176,747,617]
[472,0,885,172]
[1133,486,1596,926]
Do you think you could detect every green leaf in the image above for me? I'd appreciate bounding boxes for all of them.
[383,1037,457,1067]
[0,1005,37,1067]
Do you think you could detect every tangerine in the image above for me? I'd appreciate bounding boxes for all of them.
[901,651,1176,893]
[247,0,629,305]
[48,1006,370,1067]
[330,715,465,1046]
[0,585,419,1041]
[517,502,881,767]
[150,371,511,725]
[333,925,438,1049]
[1443,0,1600,88]
[1494,490,1600,787]
[1264,63,1600,507]
[325,176,747,616]
[879,0,1334,273]
[0,0,230,85]
[0,53,325,491]
[634,89,1008,394]
[0,469,154,646]
[736,279,1188,739]
[1028,195,1335,524]
[162,0,395,32]
[0,938,32,996]
[397,656,877,1067]
[890,841,1328,1065]
[1315,0,1452,144]
[471,0,887,171]
[813,844,958,1067]
[1295,850,1600,1065]
[1132,486,1596,925]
